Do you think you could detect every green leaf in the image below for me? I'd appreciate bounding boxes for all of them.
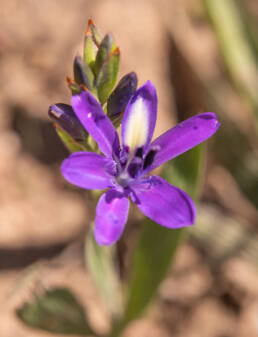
[163,144,204,198]
[124,145,204,324]
[16,287,94,335]
[85,228,123,321]
[202,0,258,113]
[124,222,184,323]
[96,49,120,105]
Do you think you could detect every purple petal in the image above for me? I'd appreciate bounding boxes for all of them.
[61,152,113,190]
[132,176,196,228]
[94,189,130,245]
[71,91,120,157]
[145,113,220,173]
[121,81,157,153]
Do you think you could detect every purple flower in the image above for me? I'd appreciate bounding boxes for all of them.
[61,81,220,245]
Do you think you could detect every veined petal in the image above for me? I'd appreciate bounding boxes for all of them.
[71,91,120,157]
[61,152,113,190]
[94,189,130,245]
[145,113,220,173]
[132,176,196,228]
[121,81,157,153]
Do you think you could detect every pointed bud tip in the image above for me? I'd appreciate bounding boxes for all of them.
[88,18,95,26]
[129,71,137,81]
[113,46,120,55]
[48,105,61,119]
[85,18,95,35]
[79,84,88,91]
[66,76,72,84]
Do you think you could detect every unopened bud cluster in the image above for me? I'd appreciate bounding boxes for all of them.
[49,19,138,152]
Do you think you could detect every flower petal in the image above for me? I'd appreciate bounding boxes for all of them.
[145,112,220,173]
[94,189,130,245]
[61,152,113,190]
[71,91,120,157]
[121,81,157,153]
[132,176,196,228]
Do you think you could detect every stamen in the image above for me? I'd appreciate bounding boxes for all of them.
[128,157,142,178]
[143,146,160,170]
[119,146,129,165]
[135,147,143,158]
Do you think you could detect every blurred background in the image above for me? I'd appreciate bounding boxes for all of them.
[1,0,258,336]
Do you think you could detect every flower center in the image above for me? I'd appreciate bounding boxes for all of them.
[115,171,131,187]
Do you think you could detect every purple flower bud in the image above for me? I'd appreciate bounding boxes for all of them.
[48,103,88,142]
[107,72,138,118]
[73,56,94,90]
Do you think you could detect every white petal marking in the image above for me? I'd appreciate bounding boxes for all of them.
[124,97,148,151]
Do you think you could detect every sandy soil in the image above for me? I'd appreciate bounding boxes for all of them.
[0,0,258,336]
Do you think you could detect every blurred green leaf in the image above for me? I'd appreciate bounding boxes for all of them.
[163,144,204,198]
[124,145,204,323]
[234,0,258,61]
[85,228,123,321]
[16,288,94,335]
[202,0,258,114]
[124,222,184,323]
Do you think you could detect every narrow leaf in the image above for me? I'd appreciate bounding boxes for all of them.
[85,228,123,321]
[16,287,94,335]
[202,0,258,112]
[124,144,204,323]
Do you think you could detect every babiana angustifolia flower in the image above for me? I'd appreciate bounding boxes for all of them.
[61,81,220,245]
[49,19,220,245]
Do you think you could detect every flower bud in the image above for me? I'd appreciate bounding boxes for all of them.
[66,77,81,95]
[96,47,120,105]
[73,56,94,90]
[83,33,96,70]
[87,18,102,47]
[48,103,88,142]
[83,19,102,71]
[94,34,116,76]
[107,72,138,118]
